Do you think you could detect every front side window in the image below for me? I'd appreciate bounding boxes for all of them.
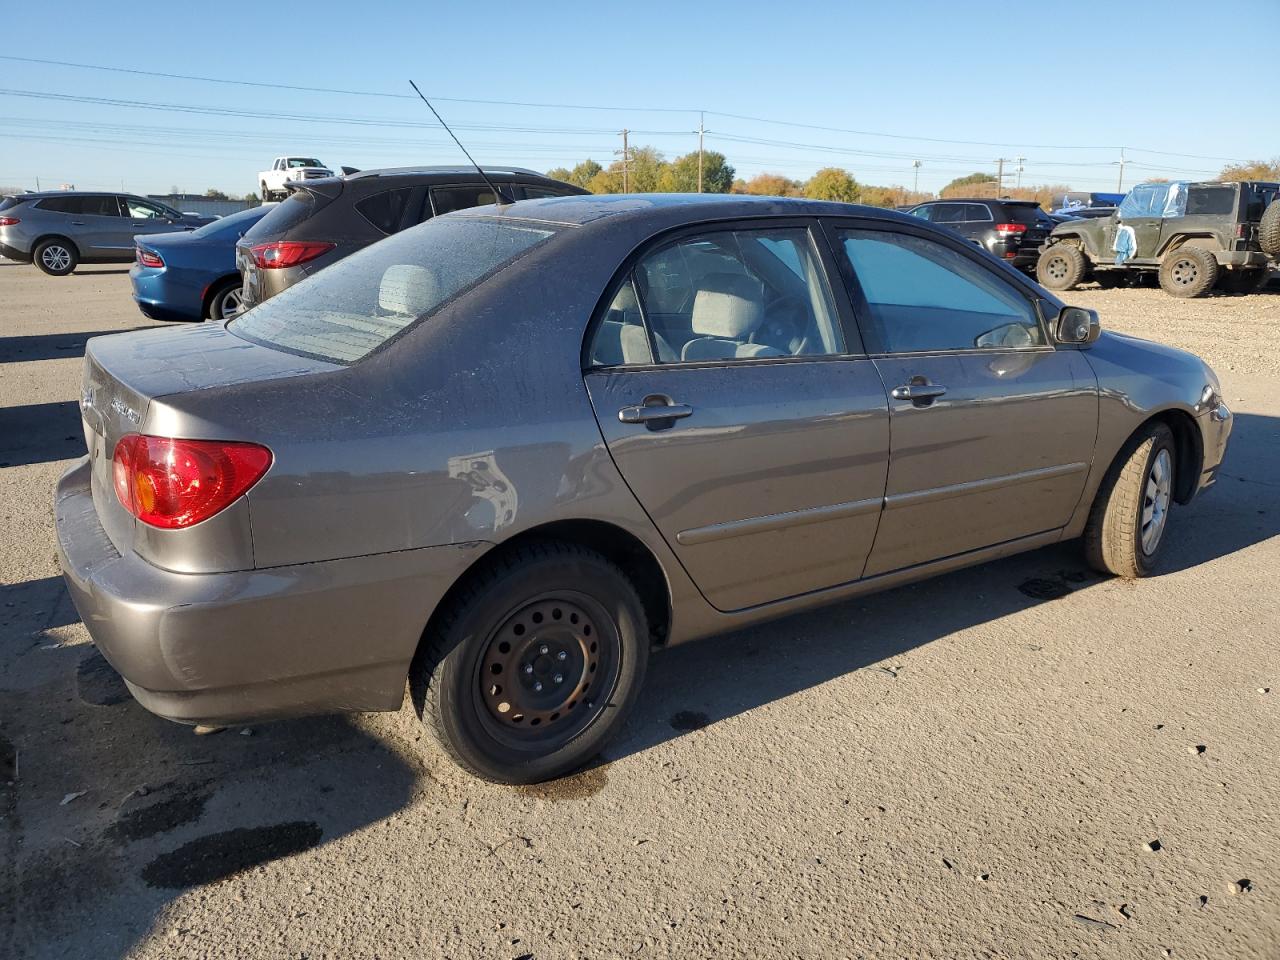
[909,205,933,221]
[125,198,171,220]
[838,229,1044,353]
[431,185,498,216]
[591,227,845,366]
[231,217,559,364]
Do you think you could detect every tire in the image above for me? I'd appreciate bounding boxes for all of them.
[1159,246,1218,298]
[1037,243,1087,291]
[260,182,272,203]
[1084,422,1176,578]
[33,238,78,276]
[1218,268,1267,295]
[410,541,649,784]
[1260,200,1280,258]
[205,277,245,321]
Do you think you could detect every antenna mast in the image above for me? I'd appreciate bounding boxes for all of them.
[408,80,513,205]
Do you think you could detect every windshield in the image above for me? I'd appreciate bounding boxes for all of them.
[230,216,561,364]
[188,206,268,239]
[288,158,323,168]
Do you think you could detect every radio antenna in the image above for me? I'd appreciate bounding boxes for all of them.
[409,80,514,206]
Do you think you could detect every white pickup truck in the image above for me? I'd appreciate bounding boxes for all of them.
[258,157,335,201]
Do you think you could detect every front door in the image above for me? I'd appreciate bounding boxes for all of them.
[831,223,1098,576]
[584,222,889,612]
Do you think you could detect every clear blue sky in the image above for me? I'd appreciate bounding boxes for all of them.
[3,0,1276,197]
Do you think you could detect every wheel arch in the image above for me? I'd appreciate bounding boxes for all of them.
[1104,407,1203,506]
[200,272,243,319]
[1159,234,1220,256]
[34,233,81,257]
[416,519,674,668]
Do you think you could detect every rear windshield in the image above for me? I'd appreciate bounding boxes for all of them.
[1002,204,1045,225]
[245,191,323,239]
[229,217,561,364]
[188,206,268,239]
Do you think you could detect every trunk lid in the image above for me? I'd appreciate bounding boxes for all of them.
[80,324,339,554]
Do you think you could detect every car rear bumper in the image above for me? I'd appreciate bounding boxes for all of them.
[1215,250,1271,269]
[0,241,32,262]
[130,264,202,322]
[54,457,487,725]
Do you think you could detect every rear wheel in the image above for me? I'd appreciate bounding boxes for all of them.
[1159,246,1218,298]
[410,542,649,783]
[206,277,245,321]
[34,238,78,276]
[1084,422,1176,578]
[1037,243,1087,291]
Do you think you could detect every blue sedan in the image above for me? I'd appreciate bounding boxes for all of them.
[131,206,269,322]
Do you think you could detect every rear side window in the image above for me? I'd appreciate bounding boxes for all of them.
[37,196,119,216]
[230,217,560,364]
[431,186,498,216]
[520,185,579,200]
[1186,186,1236,216]
[0,196,25,212]
[244,192,319,239]
[36,197,83,214]
[355,187,413,234]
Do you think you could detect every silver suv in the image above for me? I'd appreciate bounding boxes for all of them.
[0,192,213,275]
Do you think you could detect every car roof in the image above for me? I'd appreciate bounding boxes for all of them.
[452,192,915,228]
[922,197,1039,206]
[346,164,548,182]
[11,190,124,199]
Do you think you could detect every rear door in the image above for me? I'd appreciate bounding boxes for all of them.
[830,220,1097,576]
[583,220,890,612]
[39,195,127,256]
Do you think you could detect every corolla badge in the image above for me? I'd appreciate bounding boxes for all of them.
[110,397,141,425]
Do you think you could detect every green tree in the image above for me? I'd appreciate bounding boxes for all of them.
[1219,158,1280,182]
[804,167,860,202]
[204,188,231,200]
[244,191,261,208]
[545,167,572,182]
[940,172,997,198]
[657,150,736,193]
[568,159,603,188]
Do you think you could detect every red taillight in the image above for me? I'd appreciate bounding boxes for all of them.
[249,241,335,269]
[136,246,164,268]
[112,434,272,529]
[0,216,20,227]
[995,222,1028,236]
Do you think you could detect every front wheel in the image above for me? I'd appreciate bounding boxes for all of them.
[1084,422,1176,578]
[411,542,649,783]
[1037,243,1087,291]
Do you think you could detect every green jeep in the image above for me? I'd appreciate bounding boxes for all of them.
[1037,180,1280,297]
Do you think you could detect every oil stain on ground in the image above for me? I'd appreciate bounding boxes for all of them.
[1017,578,1072,601]
[76,650,130,706]
[514,764,609,801]
[109,784,211,843]
[141,821,323,889]
[669,710,711,732]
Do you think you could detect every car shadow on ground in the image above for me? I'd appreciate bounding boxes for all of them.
[2,641,418,958]
[0,401,85,468]
[0,328,155,364]
[610,411,1280,762]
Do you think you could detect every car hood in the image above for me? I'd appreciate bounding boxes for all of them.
[1086,330,1215,392]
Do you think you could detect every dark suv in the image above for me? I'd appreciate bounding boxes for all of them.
[905,198,1052,272]
[236,166,588,308]
[1037,180,1280,297]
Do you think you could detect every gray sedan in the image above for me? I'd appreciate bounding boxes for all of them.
[55,195,1233,783]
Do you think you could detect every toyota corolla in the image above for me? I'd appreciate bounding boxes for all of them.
[55,195,1232,783]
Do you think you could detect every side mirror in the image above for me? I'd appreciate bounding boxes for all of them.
[1055,306,1101,345]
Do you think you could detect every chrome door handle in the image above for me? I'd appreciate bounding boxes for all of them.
[891,383,947,402]
[618,401,693,424]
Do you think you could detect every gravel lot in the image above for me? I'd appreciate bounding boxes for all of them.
[2,262,1278,959]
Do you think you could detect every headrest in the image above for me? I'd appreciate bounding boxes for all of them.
[691,273,764,339]
[378,264,439,316]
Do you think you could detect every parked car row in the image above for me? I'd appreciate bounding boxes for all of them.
[56,190,1234,783]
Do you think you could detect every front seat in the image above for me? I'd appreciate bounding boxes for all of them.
[681,273,784,362]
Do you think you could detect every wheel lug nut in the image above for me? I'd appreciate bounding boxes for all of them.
[534,682,543,692]
[554,674,564,684]
[539,644,549,655]
[557,651,567,661]
[523,664,533,675]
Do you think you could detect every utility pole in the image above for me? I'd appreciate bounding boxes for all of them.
[1015,156,1025,190]
[697,111,705,193]
[995,157,1007,196]
[620,128,630,192]
[912,159,922,195]
[1116,146,1127,193]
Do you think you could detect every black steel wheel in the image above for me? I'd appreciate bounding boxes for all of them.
[410,541,648,783]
